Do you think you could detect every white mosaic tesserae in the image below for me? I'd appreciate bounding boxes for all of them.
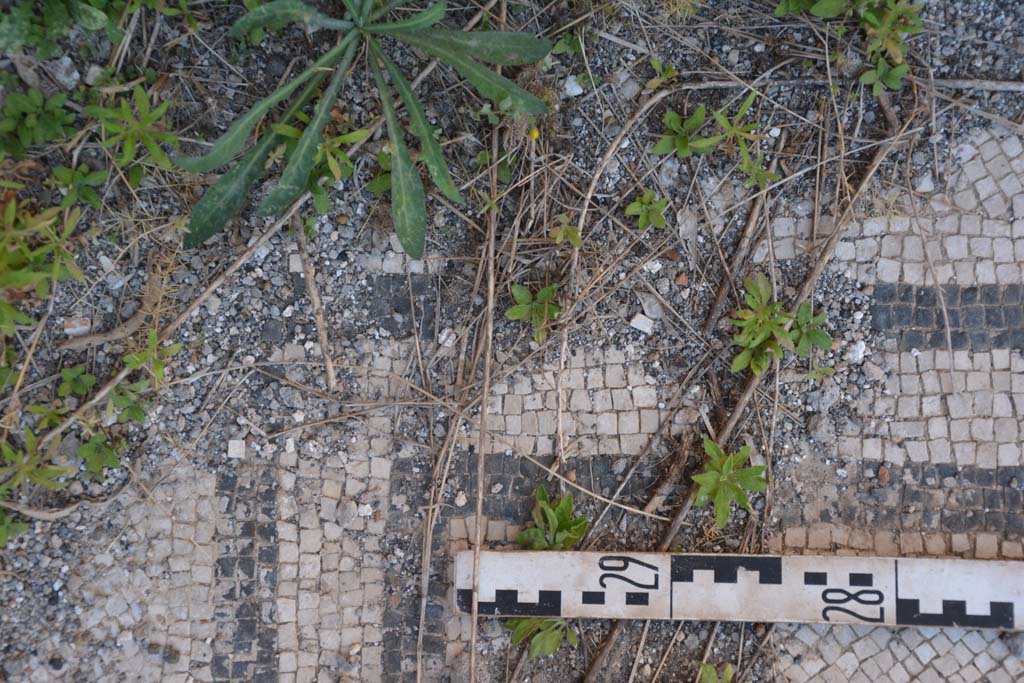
[454,551,1024,630]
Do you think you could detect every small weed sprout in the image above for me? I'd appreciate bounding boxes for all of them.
[652,107,721,158]
[693,439,767,528]
[77,433,120,479]
[58,365,97,398]
[123,330,182,388]
[0,89,76,155]
[507,485,588,658]
[625,190,668,231]
[791,302,832,357]
[646,56,678,90]
[514,484,589,550]
[505,284,562,344]
[50,165,108,209]
[699,662,735,683]
[730,272,793,375]
[86,85,178,186]
[549,214,582,247]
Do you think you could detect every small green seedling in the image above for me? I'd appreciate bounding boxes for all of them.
[699,662,735,683]
[110,379,151,424]
[505,284,562,344]
[730,272,793,375]
[712,90,760,152]
[366,150,393,197]
[551,29,585,55]
[0,89,76,155]
[859,57,909,96]
[58,365,97,397]
[646,57,678,90]
[0,428,67,495]
[50,165,108,209]
[123,330,182,388]
[693,439,766,528]
[805,362,836,383]
[508,617,578,659]
[77,433,119,478]
[0,200,84,334]
[506,485,588,659]
[737,143,779,191]
[514,484,589,550]
[625,190,668,231]
[862,0,922,65]
[27,404,70,429]
[791,302,832,357]
[86,86,177,183]
[549,214,582,247]
[0,504,28,547]
[652,107,721,158]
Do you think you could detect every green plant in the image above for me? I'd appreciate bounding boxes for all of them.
[58,365,97,397]
[76,433,119,478]
[0,0,109,58]
[712,90,760,152]
[0,199,84,335]
[504,284,561,344]
[774,0,921,94]
[0,502,29,546]
[699,662,735,683]
[508,617,578,659]
[737,144,779,191]
[86,86,177,185]
[50,164,108,209]
[109,379,150,424]
[652,107,720,158]
[27,403,70,429]
[552,29,584,55]
[730,272,792,375]
[0,89,77,156]
[625,189,668,231]
[861,0,922,65]
[791,302,832,357]
[514,484,589,550]
[123,330,182,388]
[549,213,582,247]
[174,0,551,258]
[805,362,835,382]
[506,485,587,659]
[0,429,67,495]
[646,56,678,90]
[692,439,766,528]
[859,56,908,95]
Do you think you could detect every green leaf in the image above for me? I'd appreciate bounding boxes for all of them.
[392,33,547,114]
[529,627,563,658]
[731,347,752,373]
[651,135,676,155]
[703,438,724,460]
[392,28,552,66]
[859,69,878,85]
[808,328,832,350]
[366,0,445,32]
[536,284,557,303]
[511,284,532,305]
[185,73,326,246]
[174,35,356,173]
[70,1,109,30]
[514,527,547,549]
[714,486,732,528]
[371,41,463,204]
[258,38,359,216]
[370,56,427,259]
[505,304,532,321]
[810,0,846,17]
[228,0,351,38]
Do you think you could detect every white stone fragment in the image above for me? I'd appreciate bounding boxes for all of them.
[630,313,655,335]
[227,440,246,459]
